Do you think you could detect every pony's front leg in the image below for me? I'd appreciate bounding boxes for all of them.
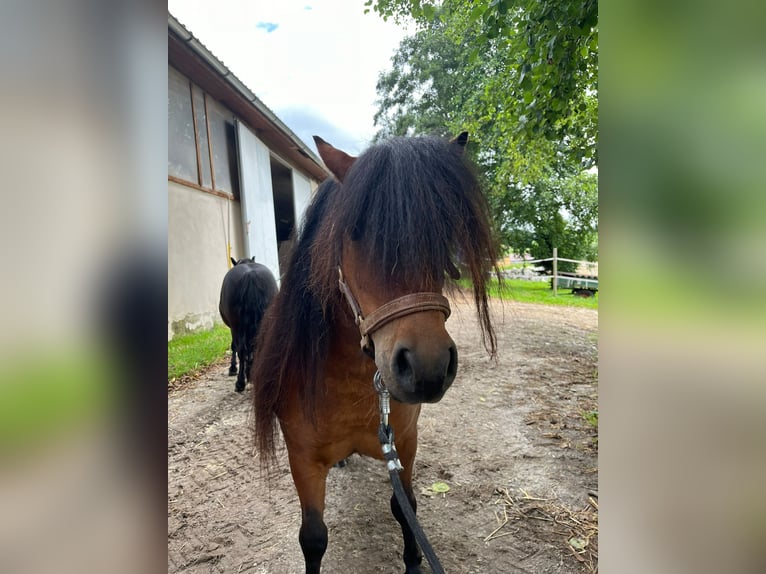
[300,505,328,574]
[391,440,423,574]
[289,457,330,574]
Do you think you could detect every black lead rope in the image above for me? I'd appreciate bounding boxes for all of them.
[374,372,446,574]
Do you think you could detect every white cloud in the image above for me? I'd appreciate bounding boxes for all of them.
[168,0,411,153]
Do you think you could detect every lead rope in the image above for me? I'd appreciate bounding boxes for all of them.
[374,371,446,574]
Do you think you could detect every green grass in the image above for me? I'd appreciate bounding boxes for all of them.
[458,278,598,309]
[582,410,599,428]
[168,324,232,380]
[583,410,599,447]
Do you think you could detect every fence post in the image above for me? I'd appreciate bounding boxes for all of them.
[552,247,558,296]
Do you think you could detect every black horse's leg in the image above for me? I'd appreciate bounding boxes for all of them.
[228,339,237,376]
[234,338,246,392]
[242,347,253,389]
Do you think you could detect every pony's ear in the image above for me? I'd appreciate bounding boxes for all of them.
[250,256,255,262]
[449,131,469,155]
[313,136,356,182]
[230,257,237,266]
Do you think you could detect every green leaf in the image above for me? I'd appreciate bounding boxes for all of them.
[568,536,588,550]
[520,76,532,91]
[431,481,451,493]
[470,3,487,22]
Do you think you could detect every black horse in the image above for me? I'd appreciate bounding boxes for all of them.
[219,257,278,392]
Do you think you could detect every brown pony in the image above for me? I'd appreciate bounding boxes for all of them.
[251,133,498,573]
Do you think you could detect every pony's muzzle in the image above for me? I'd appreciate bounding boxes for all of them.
[390,339,458,403]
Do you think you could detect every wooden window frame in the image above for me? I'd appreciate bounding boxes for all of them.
[168,73,236,201]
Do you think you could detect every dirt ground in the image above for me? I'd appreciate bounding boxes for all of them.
[168,295,598,573]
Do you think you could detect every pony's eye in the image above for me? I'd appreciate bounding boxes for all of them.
[446,260,461,280]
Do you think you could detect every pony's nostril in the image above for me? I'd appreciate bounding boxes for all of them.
[392,343,456,398]
[394,347,414,385]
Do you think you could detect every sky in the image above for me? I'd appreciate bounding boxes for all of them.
[168,0,412,156]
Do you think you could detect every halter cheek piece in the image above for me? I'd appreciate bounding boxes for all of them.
[337,267,451,356]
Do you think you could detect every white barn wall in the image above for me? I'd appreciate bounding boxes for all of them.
[168,181,243,339]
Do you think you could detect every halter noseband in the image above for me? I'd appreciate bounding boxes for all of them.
[338,267,451,356]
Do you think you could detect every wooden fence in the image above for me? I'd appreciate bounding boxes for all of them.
[504,248,598,296]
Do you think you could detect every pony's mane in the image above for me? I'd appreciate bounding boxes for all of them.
[252,178,338,465]
[252,136,498,467]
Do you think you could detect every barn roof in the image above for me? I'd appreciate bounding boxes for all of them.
[168,13,329,182]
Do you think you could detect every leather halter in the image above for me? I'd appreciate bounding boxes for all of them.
[338,267,451,355]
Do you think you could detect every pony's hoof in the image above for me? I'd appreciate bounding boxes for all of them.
[228,367,237,376]
[333,458,348,468]
[234,383,245,393]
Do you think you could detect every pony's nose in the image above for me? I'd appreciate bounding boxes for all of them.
[392,341,458,401]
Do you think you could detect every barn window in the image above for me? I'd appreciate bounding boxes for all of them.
[168,66,240,199]
[191,84,212,189]
[207,98,240,197]
[168,67,198,182]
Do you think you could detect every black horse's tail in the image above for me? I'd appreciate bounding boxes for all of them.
[232,271,276,360]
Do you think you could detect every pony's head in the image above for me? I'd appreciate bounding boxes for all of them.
[312,133,497,404]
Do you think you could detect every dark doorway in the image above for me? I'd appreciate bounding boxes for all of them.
[269,156,295,276]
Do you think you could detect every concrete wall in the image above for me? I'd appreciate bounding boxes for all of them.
[168,180,244,339]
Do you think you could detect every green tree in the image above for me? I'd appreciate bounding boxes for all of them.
[370,4,598,267]
[367,0,598,166]
[373,18,483,140]
[498,169,598,272]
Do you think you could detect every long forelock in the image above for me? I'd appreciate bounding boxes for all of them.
[326,137,486,288]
